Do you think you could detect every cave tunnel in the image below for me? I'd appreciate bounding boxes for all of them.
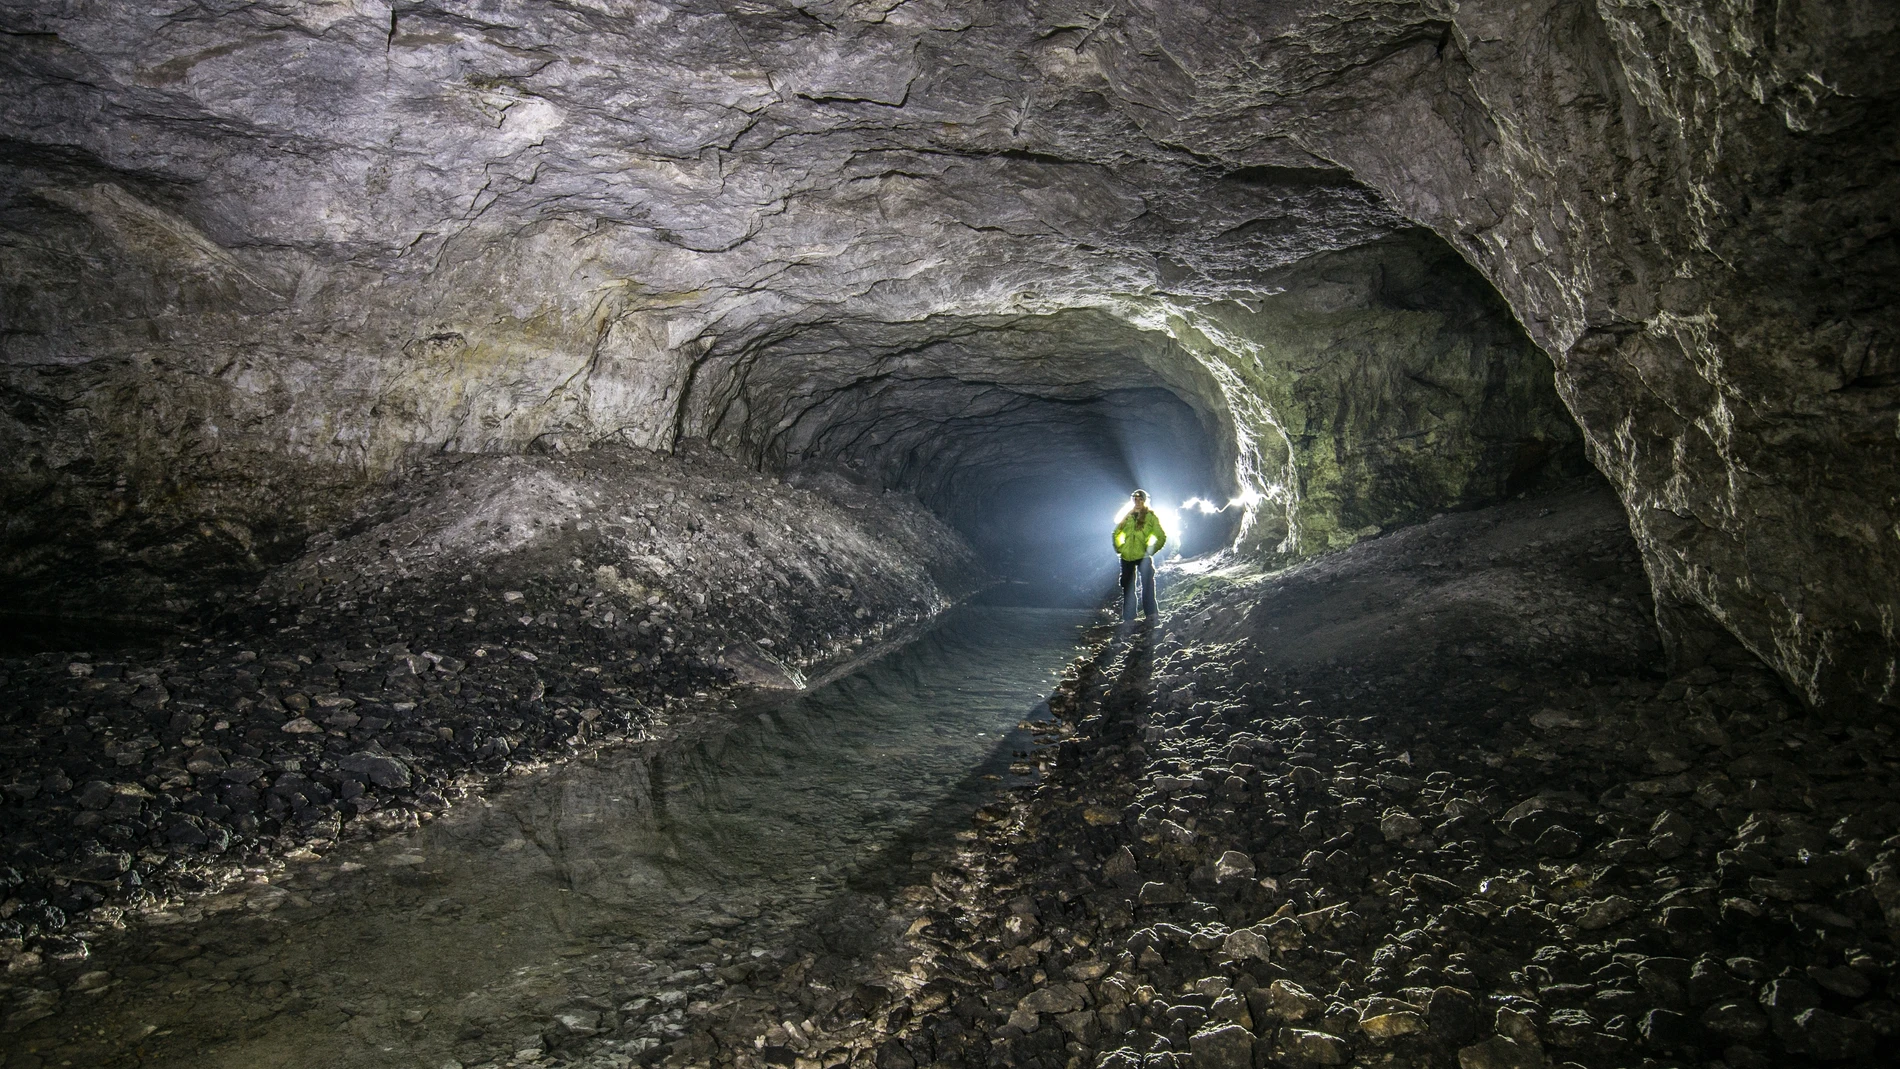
[701,308,1246,603]
[0,3,1897,1068]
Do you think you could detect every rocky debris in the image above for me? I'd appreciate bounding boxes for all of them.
[535,487,1899,1069]
[0,444,979,968]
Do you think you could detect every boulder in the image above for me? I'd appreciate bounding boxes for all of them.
[1189,1023,1255,1069]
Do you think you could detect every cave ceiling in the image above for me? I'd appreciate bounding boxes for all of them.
[1,0,1896,710]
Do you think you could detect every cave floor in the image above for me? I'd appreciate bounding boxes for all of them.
[610,487,1900,1069]
[5,485,1898,1069]
[0,605,1095,1068]
[0,444,975,971]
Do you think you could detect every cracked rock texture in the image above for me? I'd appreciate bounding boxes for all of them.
[1,0,1895,708]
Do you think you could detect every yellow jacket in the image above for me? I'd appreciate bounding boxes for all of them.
[1112,509,1168,562]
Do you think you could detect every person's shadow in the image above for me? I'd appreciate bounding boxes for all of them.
[1072,614,1155,748]
[1111,622,1156,705]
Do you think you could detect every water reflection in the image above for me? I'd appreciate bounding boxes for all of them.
[1,606,1093,1069]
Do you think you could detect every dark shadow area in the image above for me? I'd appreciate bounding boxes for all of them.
[0,611,187,656]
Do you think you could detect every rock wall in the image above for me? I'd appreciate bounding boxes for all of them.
[1280,0,1900,708]
[1,1,1891,705]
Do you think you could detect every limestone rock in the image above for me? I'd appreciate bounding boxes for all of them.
[1379,809,1422,842]
[1016,983,1088,1017]
[1427,987,1481,1044]
[1213,849,1255,882]
[1252,979,1321,1022]
[1221,926,1272,963]
[1188,1023,1255,1069]
[1137,881,1185,906]
[1792,1007,1875,1062]
[1271,1027,1351,1066]
[339,752,412,790]
[1575,895,1638,931]
[1358,1011,1424,1039]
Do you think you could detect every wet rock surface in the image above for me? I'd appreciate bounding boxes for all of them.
[542,486,1899,1069]
[0,442,977,976]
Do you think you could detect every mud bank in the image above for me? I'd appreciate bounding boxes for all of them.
[0,443,978,977]
[584,486,1899,1069]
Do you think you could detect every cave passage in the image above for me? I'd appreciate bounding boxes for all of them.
[2,4,1895,1069]
[796,383,1237,608]
[699,310,1243,606]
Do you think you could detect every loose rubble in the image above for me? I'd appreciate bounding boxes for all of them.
[0,442,977,979]
[7,482,1897,1069]
[535,486,1897,1069]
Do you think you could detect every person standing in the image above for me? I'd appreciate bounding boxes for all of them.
[1112,489,1167,621]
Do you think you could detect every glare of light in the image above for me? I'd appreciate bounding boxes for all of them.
[1112,499,1181,559]
[1180,490,1263,515]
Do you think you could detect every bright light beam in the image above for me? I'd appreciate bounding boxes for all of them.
[1180,489,1264,515]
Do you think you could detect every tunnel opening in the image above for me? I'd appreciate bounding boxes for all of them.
[671,226,1594,610]
[689,309,1245,606]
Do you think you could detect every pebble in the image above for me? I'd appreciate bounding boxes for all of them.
[1188,1023,1254,1069]
[1257,979,1322,1022]
[1575,895,1638,930]
[1137,881,1185,905]
[1456,1035,1541,1069]
[1357,1010,1423,1038]
[1273,1026,1351,1065]
[1221,927,1272,963]
[1213,849,1254,882]
[1379,809,1422,842]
